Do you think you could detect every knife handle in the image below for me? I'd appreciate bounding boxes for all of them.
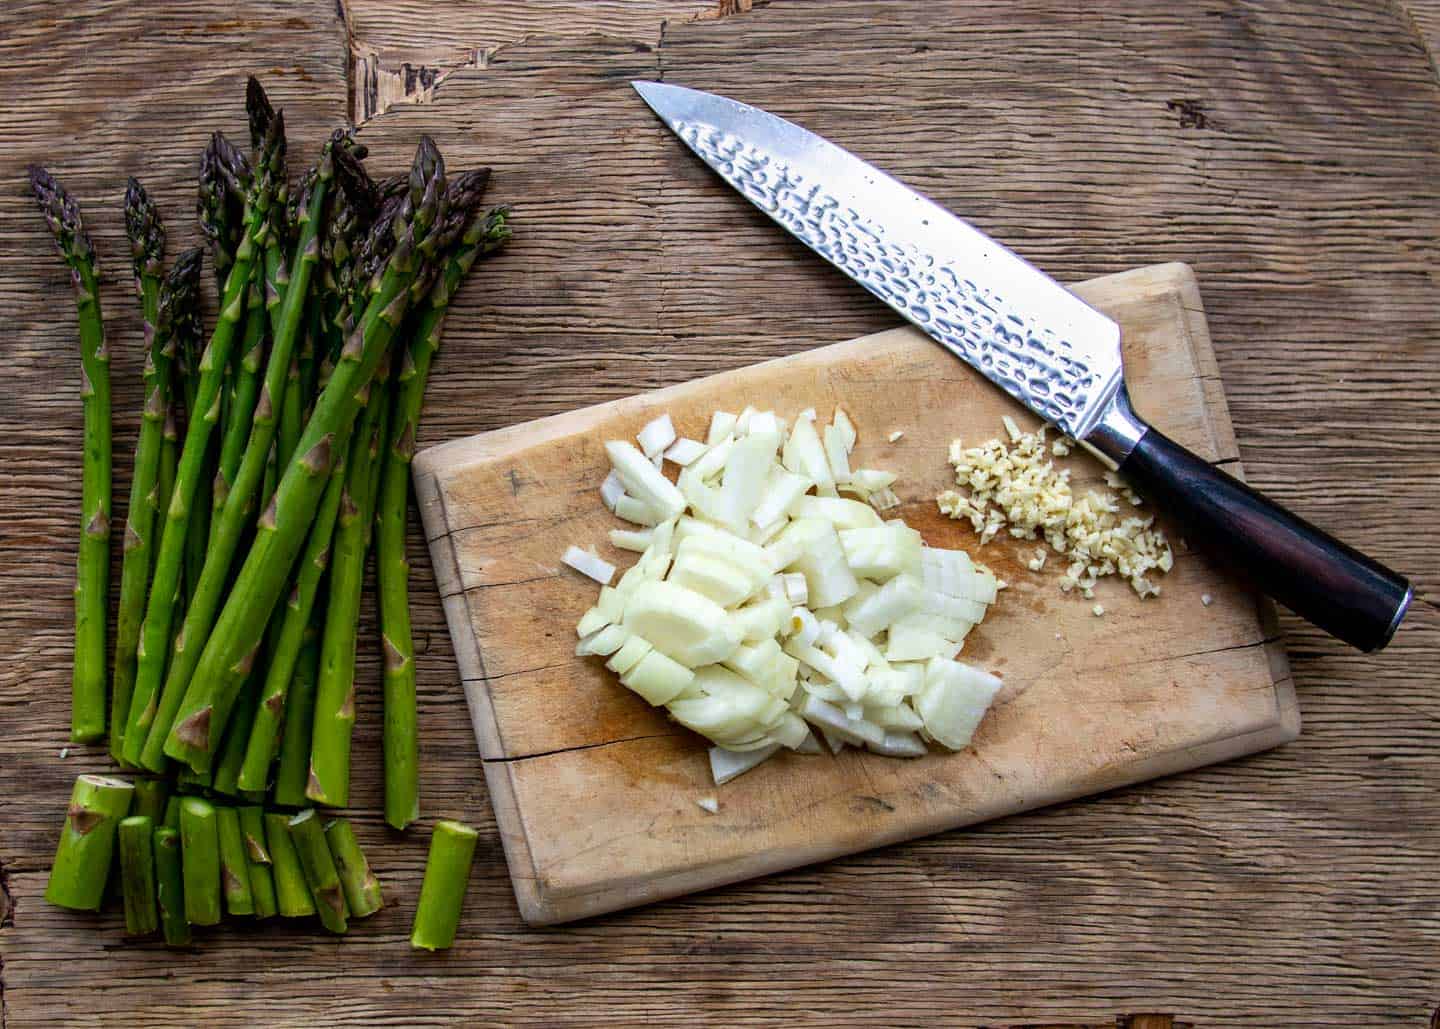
[1118,424,1412,652]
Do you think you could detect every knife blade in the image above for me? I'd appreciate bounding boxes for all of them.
[634,80,1411,652]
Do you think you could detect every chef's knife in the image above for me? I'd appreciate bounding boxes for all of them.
[633,80,1411,652]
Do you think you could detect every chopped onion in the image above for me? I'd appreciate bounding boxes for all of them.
[791,495,882,530]
[563,545,615,585]
[823,423,853,483]
[620,649,694,705]
[782,572,808,606]
[870,487,902,511]
[696,796,719,814]
[868,731,927,758]
[749,410,780,436]
[707,411,737,444]
[600,471,626,512]
[887,430,904,443]
[664,437,707,466]
[915,659,1003,749]
[605,635,653,675]
[606,440,685,520]
[576,606,611,637]
[614,494,664,526]
[576,624,628,657]
[751,469,812,528]
[623,580,742,666]
[832,408,857,452]
[709,743,780,785]
[637,413,677,458]
[716,430,781,530]
[609,527,654,552]
[782,414,835,496]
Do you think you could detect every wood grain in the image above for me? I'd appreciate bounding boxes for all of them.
[1,0,1438,1025]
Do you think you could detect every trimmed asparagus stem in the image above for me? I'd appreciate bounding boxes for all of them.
[215,805,254,915]
[240,444,347,795]
[153,827,191,947]
[268,612,323,806]
[212,261,266,532]
[288,809,347,932]
[162,795,181,830]
[307,365,392,808]
[131,777,169,823]
[324,818,383,918]
[30,168,111,743]
[378,203,507,827]
[164,140,457,773]
[211,672,262,798]
[44,775,134,910]
[147,132,336,773]
[157,401,180,572]
[118,815,159,935]
[110,182,170,762]
[410,819,478,950]
[238,806,278,918]
[122,133,269,769]
[178,797,221,926]
[264,812,315,916]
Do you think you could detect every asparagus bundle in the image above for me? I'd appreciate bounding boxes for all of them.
[29,168,111,744]
[36,76,506,952]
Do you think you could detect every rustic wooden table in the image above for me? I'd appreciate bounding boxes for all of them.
[1,2,1436,1026]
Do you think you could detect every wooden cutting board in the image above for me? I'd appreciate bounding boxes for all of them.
[413,261,1297,925]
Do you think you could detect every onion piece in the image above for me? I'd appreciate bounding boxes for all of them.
[614,494,664,526]
[868,731,927,758]
[707,411,737,444]
[844,573,924,637]
[637,413,677,458]
[664,437,707,466]
[606,440,686,520]
[870,487,902,511]
[749,410,780,436]
[609,527,653,552]
[732,597,790,642]
[832,408,857,452]
[751,469,812,528]
[605,635,653,675]
[818,727,848,754]
[620,649,695,705]
[782,414,835,496]
[823,423,853,483]
[696,796,719,814]
[600,471,626,512]
[576,624,629,657]
[791,495,883,530]
[915,658,1003,749]
[716,430,781,530]
[709,743,780,785]
[563,545,615,585]
[575,606,611,638]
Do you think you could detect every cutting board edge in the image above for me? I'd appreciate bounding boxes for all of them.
[514,683,1300,926]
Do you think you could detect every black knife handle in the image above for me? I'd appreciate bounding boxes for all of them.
[1119,426,1412,652]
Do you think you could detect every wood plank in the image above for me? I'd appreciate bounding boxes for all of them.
[414,263,1297,923]
[2,0,1438,1025]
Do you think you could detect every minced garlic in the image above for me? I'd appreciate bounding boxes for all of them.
[937,421,1173,599]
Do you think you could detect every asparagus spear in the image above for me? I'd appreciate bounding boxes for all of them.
[211,673,261,798]
[120,129,270,769]
[377,202,508,828]
[265,612,323,805]
[131,776,170,823]
[118,815,159,935]
[44,775,134,910]
[288,809,347,933]
[164,138,457,772]
[215,805,255,915]
[264,811,315,917]
[142,126,342,773]
[324,817,383,918]
[109,203,187,762]
[30,168,111,743]
[411,819,478,950]
[238,805,278,918]
[212,258,266,533]
[153,826,191,947]
[307,356,392,808]
[178,797,221,926]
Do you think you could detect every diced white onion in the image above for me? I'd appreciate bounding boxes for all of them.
[609,527,653,552]
[707,411,737,444]
[782,572,808,606]
[563,545,615,585]
[600,471,626,512]
[663,437,707,466]
[709,744,780,785]
[637,413,677,458]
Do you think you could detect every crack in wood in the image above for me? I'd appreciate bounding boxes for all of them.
[483,731,680,764]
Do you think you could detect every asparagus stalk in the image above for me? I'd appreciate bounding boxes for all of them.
[158,399,180,571]
[287,809,347,932]
[44,775,134,910]
[113,235,198,763]
[164,139,456,772]
[212,259,266,532]
[153,826,191,946]
[178,797,221,926]
[143,125,339,773]
[131,777,170,823]
[211,673,261,798]
[30,168,111,743]
[198,131,247,292]
[377,202,508,828]
[324,818,383,918]
[307,359,392,808]
[238,805,278,918]
[162,795,181,830]
[121,130,269,769]
[266,612,323,805]
[411,819,478,950]
[264,811,315,917]
[118,815,159,935]
[215,805,254,915]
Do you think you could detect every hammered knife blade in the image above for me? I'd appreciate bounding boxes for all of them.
[634,80,1411,652]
